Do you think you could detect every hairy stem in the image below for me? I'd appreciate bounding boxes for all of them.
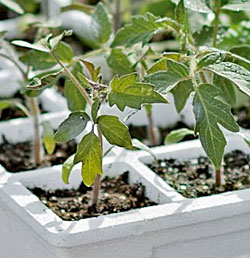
[215,168,222,186]
[28,97,42,165]
[213,0,221,48]
[146,109,159,146]
[114,0,121,33]
[50,51,92,106]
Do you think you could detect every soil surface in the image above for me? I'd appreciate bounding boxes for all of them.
[129,121,197,146]
[148,150,250,198]
[30,172,157,221]
[233,103,250,129]
[0,139,77,172]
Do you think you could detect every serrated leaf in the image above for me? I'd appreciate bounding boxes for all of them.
[145,59,190,93]
[97,115,133,149]
[41,121,55,155]
[54,111,90,143]
[214,74,236,106]
[20,42,73,71]
[74,133,103,187]
[171,79,193,112]
[204,62,250,96]
[193,84,239,169]
[62,155,75,184]
[165,128,194,144]
[111,13,179,48]
[0,0,24,14]
[27,70,63,90]
[108,73,168,111]
[222,0,250,11]
[107,48,134,75]
[64,62,87,112]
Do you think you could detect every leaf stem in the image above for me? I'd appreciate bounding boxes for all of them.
[50,51,92,106]
[215,168,222,186]
[213,0,221,48]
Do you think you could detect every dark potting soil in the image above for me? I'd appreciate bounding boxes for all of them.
[29,172,157,221]
[0,140,77,173]
[148,150,250,198]
[232,103,250,129]
[129,121,197,146]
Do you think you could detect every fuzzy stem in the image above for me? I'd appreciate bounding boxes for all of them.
[213,0,221,48]
[215,168,222,186]
[50,51,92,106]
[28,97,42,165]
[114,0,121,33]
[146,109,159,146]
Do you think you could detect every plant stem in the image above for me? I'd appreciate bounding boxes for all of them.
[114,0,121,33]
[215,168,221,186]
[146,109,159,146]
[50,51,92,106]
[213,0,221,48]
[0,53,26,78]
[28,97,42,165]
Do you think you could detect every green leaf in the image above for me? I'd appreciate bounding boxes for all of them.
[97,115,133,149]
[0,0,24,14]
[171,79,193,112]
[74,133,103,187]
[222,0,250,11]
[19,42,73,71]
[111,13,179,48]
[176,0,188,32]
[230,45,250,60]
[27,70,63,91]
[64,62,87,112]
[62,155,75,184]
[108,73,168,111]
[80,60,101,82]
[12,40,49,52]
[213,74,236,106]
[91,2,112,44]
[165,128,194,144]
[48,30,73,50]
[172,0,212,13]
[204,62,250,96]
[54,111,90,143]
[147,58,168,74]
[145,59,190,93]
[193,25,214,47]
[41,121,55,155]
[193,84,239,169]
[107,48,134,75]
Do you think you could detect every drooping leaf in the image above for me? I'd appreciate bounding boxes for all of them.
[107,48,134,75]
[171,79,193,112]
[27,70,63,91]
[145,59,190,93]
[213,74,236,106]
[165,128,194,144]
[108,73,168,111]
[41,121,55,155]
[20,42,73,71]
[64,62,87,111]
[0,0,24,14]
[97,115,133,149]
[204,62,250,96]
[54,111,90,142]
[62,155,75,184]
[74,133,103,187]
[222,0,250,11]
[132,139,157,162]
[193,84,239,169]
[111,13,179,48]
